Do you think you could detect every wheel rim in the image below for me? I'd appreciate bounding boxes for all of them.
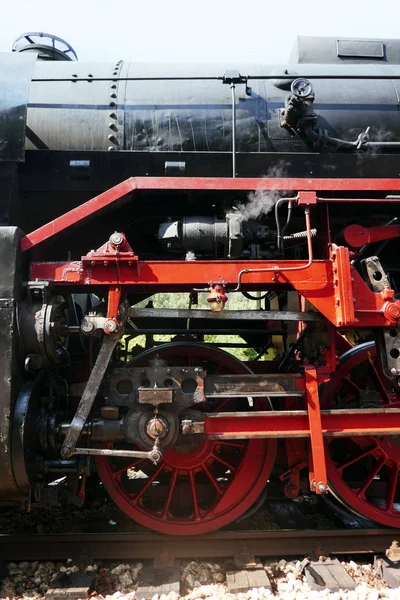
[96,342,277,535]
[322,342,400,527]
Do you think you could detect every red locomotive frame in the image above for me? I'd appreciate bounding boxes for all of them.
[21,176,400,519]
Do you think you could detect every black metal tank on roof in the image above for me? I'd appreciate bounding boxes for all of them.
[3,34,400,231]
[18,35,400,159]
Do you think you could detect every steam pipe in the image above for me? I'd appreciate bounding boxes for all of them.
[232,205,314,292]
[275,198,293,254]
[303,125,400,151]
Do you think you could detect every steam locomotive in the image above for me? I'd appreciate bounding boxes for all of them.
[2,31,400,534]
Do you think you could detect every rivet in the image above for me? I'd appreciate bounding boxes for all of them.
[111,84,117,89]
[109,101,116,107]
[108,146,117,152]
[110,92,117,99]
[108,122,118,131]
[109,112,117,119]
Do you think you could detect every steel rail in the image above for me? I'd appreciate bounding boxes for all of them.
[0,529,398,561]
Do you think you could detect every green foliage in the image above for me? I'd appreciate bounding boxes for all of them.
[125,292,267,361]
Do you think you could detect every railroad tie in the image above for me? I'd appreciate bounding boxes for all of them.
[136,559,181,600]
[374,555,400,588]
[305,559,357,592]
[45,571,94,600]
[226,560,272,594]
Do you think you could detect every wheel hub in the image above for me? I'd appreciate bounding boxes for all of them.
[145,415,169,440]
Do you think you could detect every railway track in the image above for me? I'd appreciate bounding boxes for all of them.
[1,528,399,561]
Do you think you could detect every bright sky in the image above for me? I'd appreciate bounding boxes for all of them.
[0,0,398,63]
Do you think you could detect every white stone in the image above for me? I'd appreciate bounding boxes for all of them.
[188,588,205,599]
[112,564,129,575]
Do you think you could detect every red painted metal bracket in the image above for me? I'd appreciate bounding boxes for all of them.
[304,365,327,494]
[29,253,400,328]
[341,223,400,249]
[20,177,400,252]
[330,245,355,327]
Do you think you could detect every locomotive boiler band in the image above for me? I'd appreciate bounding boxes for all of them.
[2,31,400,534]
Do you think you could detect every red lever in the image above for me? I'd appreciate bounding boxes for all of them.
[340,224,400,249]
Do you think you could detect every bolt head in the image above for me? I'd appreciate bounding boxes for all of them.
[110,232,123,246]
[104,319,117,333]
[80,318,95,334]
[60,446,70,459]
[146,416,169,440]
[317,482,328,494]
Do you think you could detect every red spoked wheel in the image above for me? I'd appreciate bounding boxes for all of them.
[322,342,400,527]
[96,342,277,535]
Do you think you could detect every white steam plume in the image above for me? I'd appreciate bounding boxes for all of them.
[235,162,289,221]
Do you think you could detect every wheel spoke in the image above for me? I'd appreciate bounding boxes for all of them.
[356,456,386,497]
[216,441,246,449]
[368,360,391,404]
[336,443,378,473]
[135,464,164,502]
[189,470,200,519]
[387,464,399,510]
[344,376,362,393]
[161,469,178,518]
[212,453,236,472]
[203,464,223,495]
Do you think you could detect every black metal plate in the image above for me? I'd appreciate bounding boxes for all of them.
[0,52,36,162]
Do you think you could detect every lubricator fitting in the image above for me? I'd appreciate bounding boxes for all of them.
[384,300,400,321]
[207,283,228,312]
[146,415,169,440]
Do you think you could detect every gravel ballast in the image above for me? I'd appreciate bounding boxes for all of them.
[1,557,400,600]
